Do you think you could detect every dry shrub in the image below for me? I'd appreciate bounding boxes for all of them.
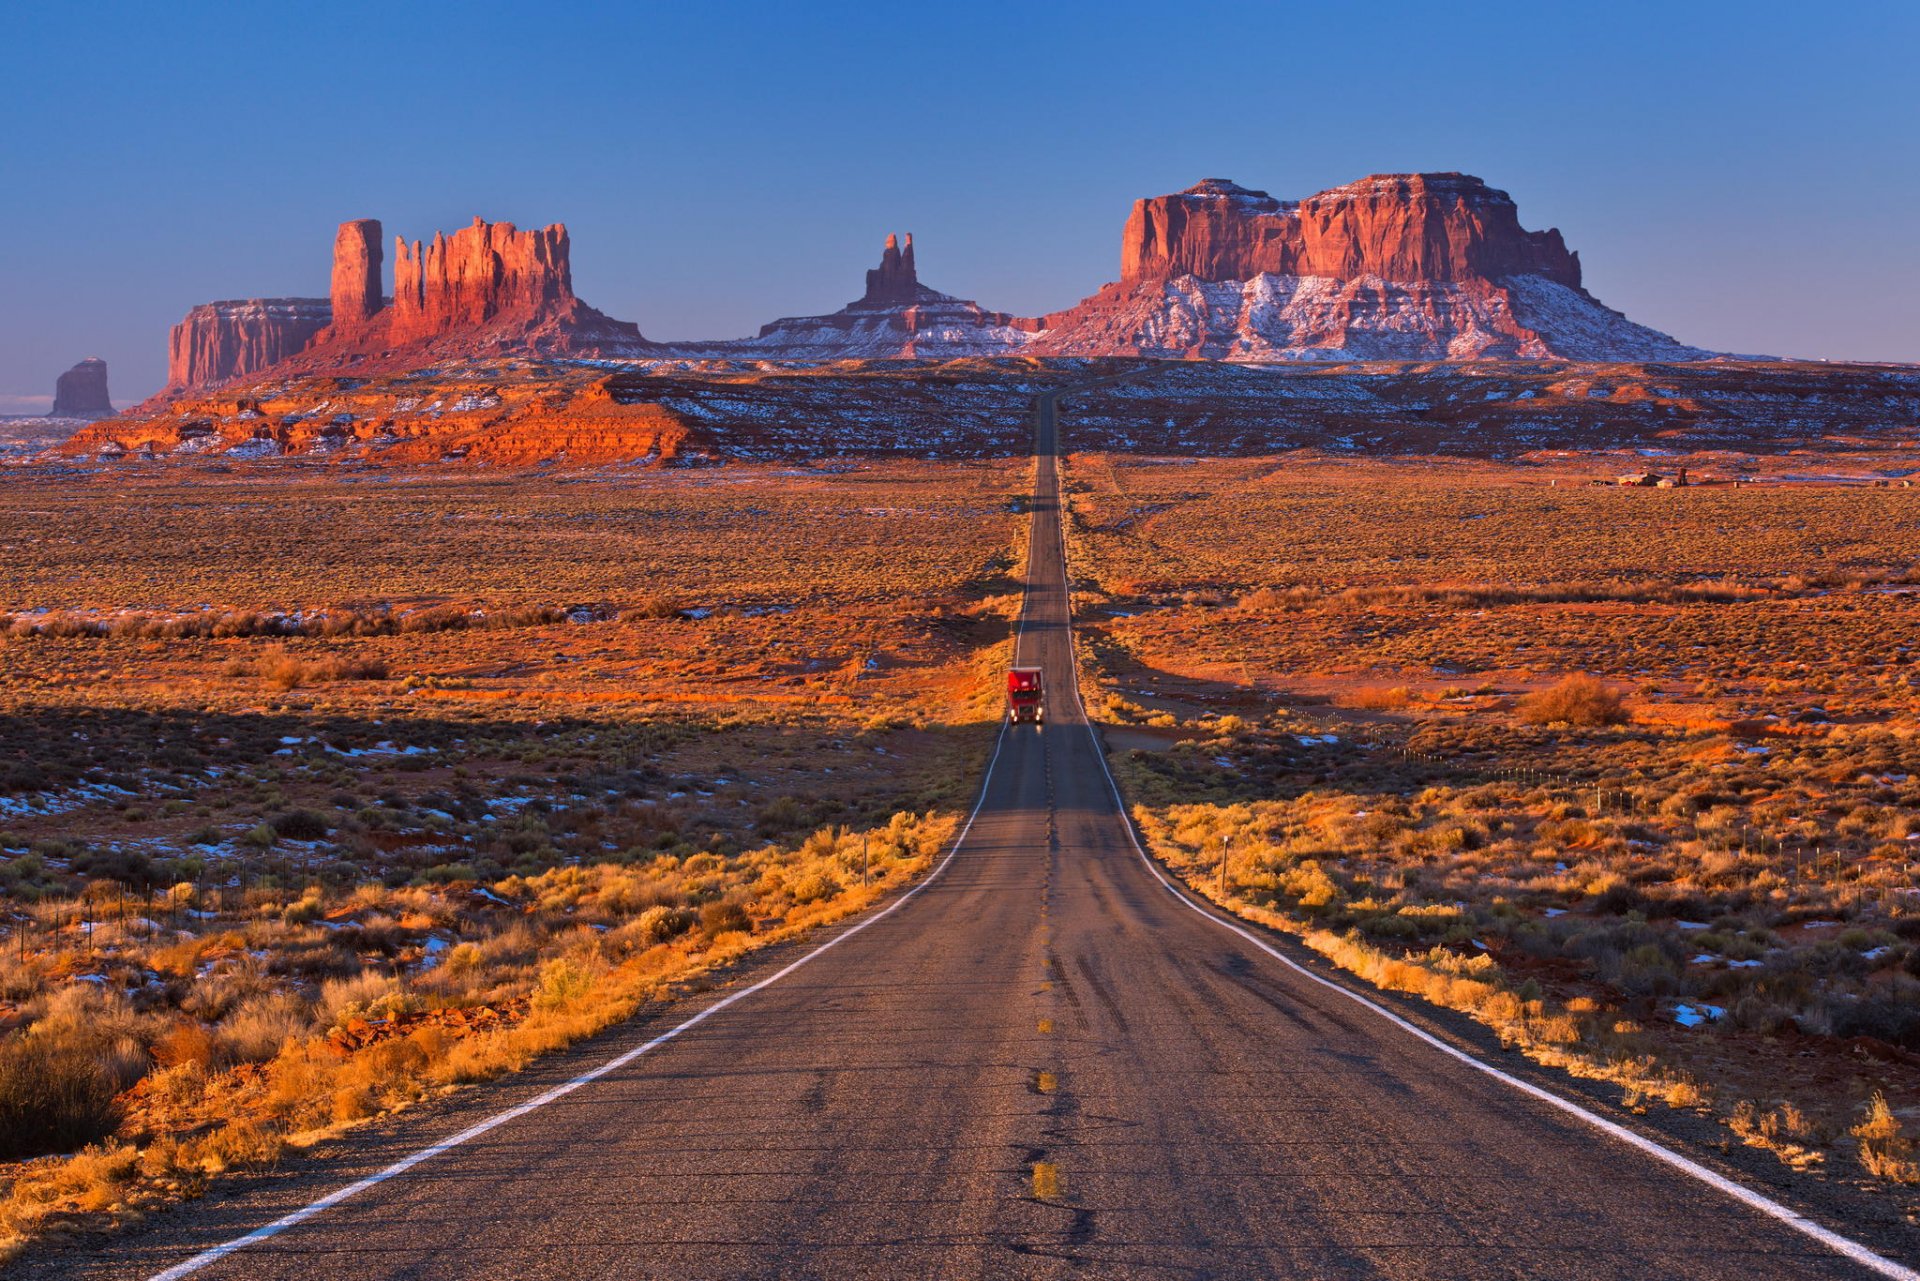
[1852,1093,1920,1183]
[258,649,391,691]
[636,905,693,945]
[194,1119,284,1173]
[0,1141,142,1242]
[531,957,596,1012]
[0,1033,125,1160]
[213,993,312,1066]
[1518,675,1630,727]
[1345,685,1415,711]
[700,900,752,939]
[151,1021,215,1070]
[787,871,839,904]
[318,972,410,1029]
[630,595,684,620]
[1731,1099,1825,1169]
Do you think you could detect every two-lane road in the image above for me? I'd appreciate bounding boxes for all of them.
[25,389,1906,1280]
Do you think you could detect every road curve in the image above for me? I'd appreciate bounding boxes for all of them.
[18,389,1908,1280]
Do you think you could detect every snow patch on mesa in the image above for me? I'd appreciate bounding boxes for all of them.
[1500,276,1719,362]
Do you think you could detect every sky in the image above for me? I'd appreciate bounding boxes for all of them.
[3,0,1916,407]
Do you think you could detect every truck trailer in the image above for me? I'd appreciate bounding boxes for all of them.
[1007,667,1044,724]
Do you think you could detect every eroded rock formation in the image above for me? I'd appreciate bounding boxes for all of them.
[862,233,921,305]
[50,357,114,418]
[390,217,577,342]
[1030,173,1707,361]
[147,173,1711,399]
[1119,175,1581,287]
[739,234,1038,359]
[161,215,648,392]
[167,299,332,390]
[329,219,384,334]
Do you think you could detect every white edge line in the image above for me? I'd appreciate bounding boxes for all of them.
[1042,388,1920,1281]
[146,597,1038,1279]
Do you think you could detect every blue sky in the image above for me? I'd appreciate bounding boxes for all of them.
[3,0,1915,405]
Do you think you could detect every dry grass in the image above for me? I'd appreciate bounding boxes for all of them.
[1852,1094,1920,1183]
[1070,454,1920,1190]
[0,461,1021,1260]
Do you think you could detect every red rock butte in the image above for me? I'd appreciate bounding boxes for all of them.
[862,233,921,306]
[391,218,577,343]
[329,218,384,335]
[1118,175,1581,288]
[50,356,114,418]
[162,215,647,394]
[148,170,1716,397]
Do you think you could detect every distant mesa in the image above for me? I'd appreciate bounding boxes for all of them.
[49,357,114,419]
[148,170,1713,401]
[739,173,1705,362]
[163,215,650,393]
[737,233,1040,359]
[1116,174,1583,289]
[1026,172,1709,361]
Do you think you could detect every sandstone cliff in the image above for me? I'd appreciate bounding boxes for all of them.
[50,357,114,418]
[1119,175,1581,287]
[862,233,921,305]
[329,218,384,335]
[162,215,650,392]
[391,217,576,341]
[1029,173,1708,361]
[167,299,332,390]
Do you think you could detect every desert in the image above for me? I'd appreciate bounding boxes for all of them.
[4,7,1919,1276]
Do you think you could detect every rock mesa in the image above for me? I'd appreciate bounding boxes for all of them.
[162,216,647,392]
[1119,175,1581,288]
[1029,173,1707,361]
[168,299,332,391]
[50,357,114,418]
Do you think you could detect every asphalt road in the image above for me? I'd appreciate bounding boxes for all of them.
[21,390,1909,1280]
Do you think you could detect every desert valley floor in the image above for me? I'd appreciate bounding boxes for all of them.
[2,367,1919,1277]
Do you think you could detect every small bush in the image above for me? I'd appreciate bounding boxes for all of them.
[532,957,595,1012]
[700,900,752,939]
[1346,685,1416,711]
[636,905,694,945]
[0,1033,125,1159]
[787,871,839,905]
[1518,675,1630,727]
[270,809,331,841]
[214,993,313,1065]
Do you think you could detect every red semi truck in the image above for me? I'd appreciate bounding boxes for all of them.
[1007,667,1044,724]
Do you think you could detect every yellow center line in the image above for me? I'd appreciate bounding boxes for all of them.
[1032,1162,1063,1200]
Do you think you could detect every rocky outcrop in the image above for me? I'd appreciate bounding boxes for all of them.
[162,215,648,392]
[1030,173,1710,362]
[1119,175,1582,287]
[50,357,114,418]
[167,299,332,391]
[329,219,384,334]
[390,217,578,342]
[148,174,1710,393]
[733,235,1039,359]
[863,233,920,305]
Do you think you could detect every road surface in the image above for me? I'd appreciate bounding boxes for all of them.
[25,389,1907,1280]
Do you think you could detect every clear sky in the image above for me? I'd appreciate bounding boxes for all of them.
[3,0,1915,407]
